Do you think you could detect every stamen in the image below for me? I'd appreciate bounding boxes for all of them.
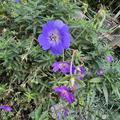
[62,89,68,96]
[49,30,60,43]
[59,63,68,69]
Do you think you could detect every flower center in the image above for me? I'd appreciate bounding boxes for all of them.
[59,63,68,69]
[62,89,68,96]
[49,30,60,43]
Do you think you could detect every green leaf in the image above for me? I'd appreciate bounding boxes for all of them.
[89,77,102,83]
[0,85,6,95]
[102,84,108,104]
[60,75,71,81]
[75,78,86,87]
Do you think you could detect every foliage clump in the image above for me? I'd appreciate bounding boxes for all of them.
[0,0,120,120]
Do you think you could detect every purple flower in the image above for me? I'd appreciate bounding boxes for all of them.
[56,108,69,119]
[106,55,113,62]
[76,66,86,80]
[97,69,104,76]
[79,66,86,75]
[38,20,72,54]
[72,81,79,91]
[63,108,69,117]
[53,86,75,103]
[0,105,13,112]
[53,61,75,74]
[72,66,86,89]
[57,112,62,120]
[76,76,83,80]
[15,0,20,3]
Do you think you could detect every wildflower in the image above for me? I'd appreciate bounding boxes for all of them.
[53,61,75,74]
[71,80,79,92]
[15,0,20,3]
[0,105,12,112]
[53,86,75,103]
[57,108,69,119]
[106,55,113,62]
[72,66,86,90]
[57,112,61,120]
[76,66,86,80]
[63,108,69,117]
[79,66,86,75]
[76,76,83,80]
[51,104,69,119]
[38,20,72,54]
[97,69,104,76]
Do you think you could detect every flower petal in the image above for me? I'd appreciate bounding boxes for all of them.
[42,20,55,34]
[52,62,60,72]
[79,66,86,74]
[62,33,72,49]
[53,87,62,92]
[57,112,62,120]
[77,76,83,80]
[50,43,64,54]
[38,34,50,50]
[60,25,72,48]
[64,108,69,117]
[0,105,13,112]
[15,0,20,3]
[54,19,65,29]
[106,55,113,62]
[64,92,75,103]
[53,86,68,93]
[61,66,70,74]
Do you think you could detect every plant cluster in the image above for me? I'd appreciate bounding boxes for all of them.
[0,0,120,120]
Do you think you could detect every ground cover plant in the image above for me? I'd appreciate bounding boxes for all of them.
[0,0,120,120]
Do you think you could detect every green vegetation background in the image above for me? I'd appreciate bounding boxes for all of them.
[0,0,120,120]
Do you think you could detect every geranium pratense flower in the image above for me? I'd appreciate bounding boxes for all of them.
[63,108,69,117]
[57,112,61,120]
[38,20,72,54]
[53,86,75,103]
[72,66,86,90]
[76,66,86,80]
[106,55,113,62]
[79,66,86,74]
[97,69,104,76]
[15,0,20,3]
[50,104,69,119]
[0,105,12,111]
[53,61,75,74]
[57,108,69,119]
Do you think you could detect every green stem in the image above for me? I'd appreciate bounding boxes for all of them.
[70,50,75,75]
[62,50,64,62]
